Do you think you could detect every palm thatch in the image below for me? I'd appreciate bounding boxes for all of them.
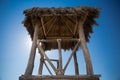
[22,6,99,51]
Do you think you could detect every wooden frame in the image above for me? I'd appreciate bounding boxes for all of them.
[24,13,93,76]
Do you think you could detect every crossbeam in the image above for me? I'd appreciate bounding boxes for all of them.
[38,38,78,43]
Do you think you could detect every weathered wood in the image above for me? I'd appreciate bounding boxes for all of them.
[44,59,58,62]
[37,43,57,74]
[61,17,74,35]
[25,22,39,75]
[46,17,57,34]
[78,18,93,75]
[73,52,79,75]
[41,17,47,37]
[63,40,80,72]
[19,75,101,80]
[38,38,78,43]
[44,62,53,75]
[57,39,62,69]
[38,56,44,75]
[74,16,78,35]
[57,39,63,75]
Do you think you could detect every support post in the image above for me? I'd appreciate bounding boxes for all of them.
[78,20,93,75]
[24,22,39,75]
[57,39,63,75]
[73,51,79,75]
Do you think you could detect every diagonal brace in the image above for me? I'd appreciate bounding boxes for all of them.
[63,39,80,72]
[37,42,57,74]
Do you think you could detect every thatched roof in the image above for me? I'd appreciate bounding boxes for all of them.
[22,6,99,51]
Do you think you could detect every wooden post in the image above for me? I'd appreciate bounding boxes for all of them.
[38,43,45,75]
[57,39,63,75]
[24,22,39,75]
[73,51,79,75]
[78,20,93,75]
[64,40,80,72]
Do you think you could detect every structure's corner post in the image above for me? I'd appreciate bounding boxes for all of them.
[78,19,93,75]
[24,20,39,75]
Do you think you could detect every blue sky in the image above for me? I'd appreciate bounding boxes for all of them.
[0,0,120,80]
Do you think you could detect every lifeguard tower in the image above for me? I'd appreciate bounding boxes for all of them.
[19,6,100,80]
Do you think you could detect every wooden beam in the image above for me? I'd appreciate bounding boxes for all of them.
[66,16,76,24]
[44,16,56,26]
[78,13,93,75]
[57,39,62,71]
[63,40,80,72]
[73,51,79,75]
[46,36,73,39]
[44,59,58,62]
[61,16,74,36]
[74,16,78,35]
[38,56,44,75]
[40,17,47,37]
[38,38,78,43]
[39,14,78,17]
[44,62,53,75]
[37,17,55,33]
[37,43,57,74]
[46,17,57,35]
[24,22,39,75]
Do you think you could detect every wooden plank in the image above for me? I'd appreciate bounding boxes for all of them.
[37,43,57,74]
[73,52,79,75]
[78,13,93,75]
[20,75,101,80]
[63,40,80,72]
[25,22,39,75]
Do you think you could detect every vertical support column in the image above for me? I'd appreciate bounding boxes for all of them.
[24,21,39,75]
[73,51,79,75]
[57,39,63,75]
[78,20,93,75]
[57,39,62,70]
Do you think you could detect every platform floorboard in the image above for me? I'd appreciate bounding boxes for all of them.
[19,75,100,80]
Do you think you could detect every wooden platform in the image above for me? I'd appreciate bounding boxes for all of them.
[19,75,100,80]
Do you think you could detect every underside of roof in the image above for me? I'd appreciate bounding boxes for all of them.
[22,6,99,51]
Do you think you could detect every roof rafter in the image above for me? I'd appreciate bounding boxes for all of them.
[40,17,47,38]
